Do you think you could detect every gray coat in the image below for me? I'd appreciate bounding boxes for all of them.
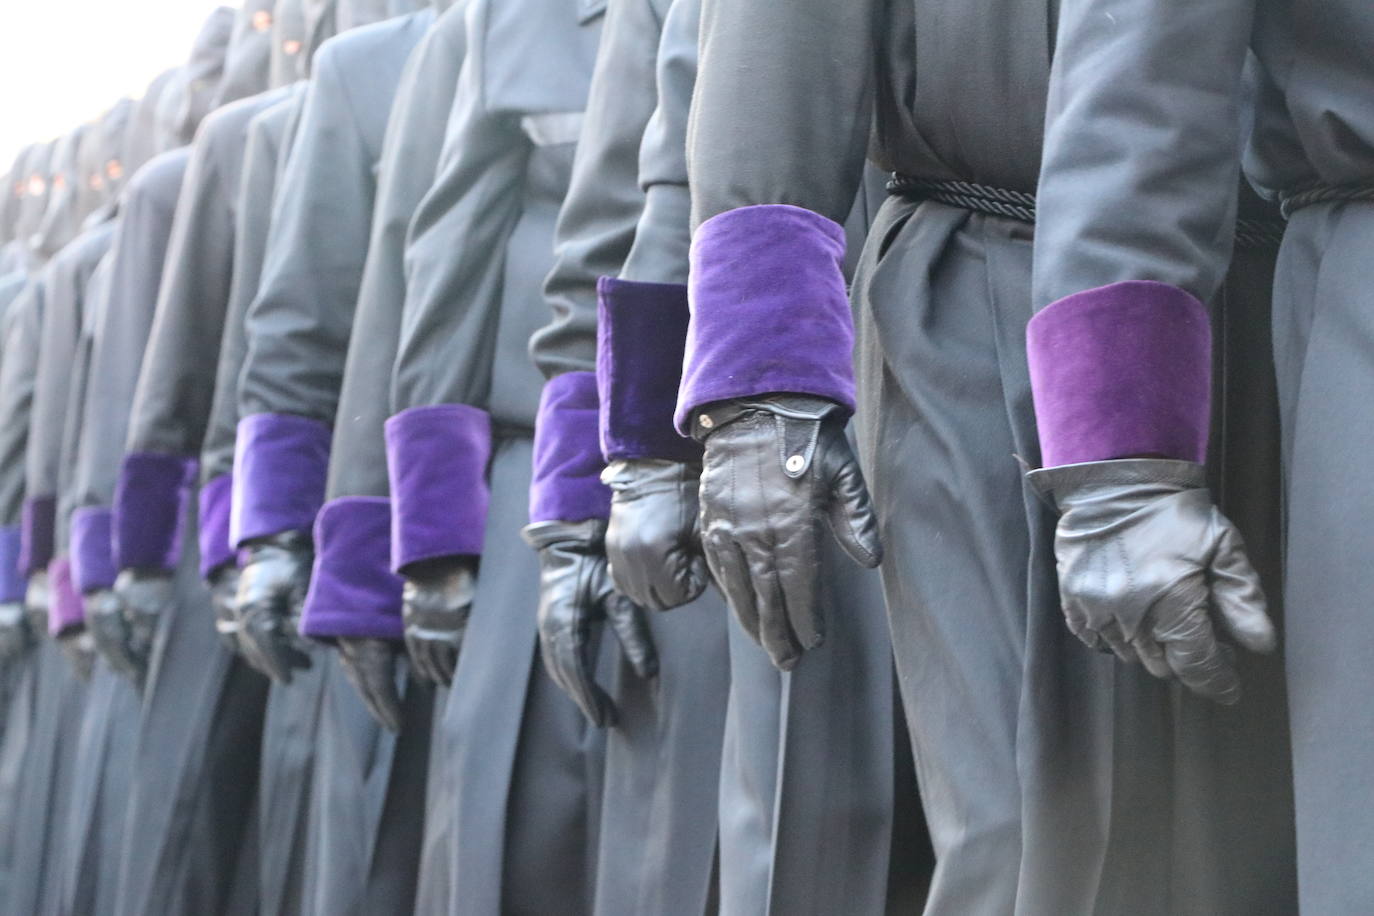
[687,0,1294,912]
[391,0,607,910]
[1036,1,1374,911]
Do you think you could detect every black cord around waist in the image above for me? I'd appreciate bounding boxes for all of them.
[1278,182,1374,219]
[888,174,1286,249]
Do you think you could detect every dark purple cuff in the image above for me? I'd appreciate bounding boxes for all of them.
[198,473,235,578]
[114,452,197,571]
[19,494,56,575]
[596,278,702,463]
[384,404,491,573]
[1028,281,1212,467]
[677,204,855,433]
[70,507,116,593]
[47,557,83,636]
[531,372,611,523]
[230,413,331,547]
[0,526,23,603]
[300,497,404,641]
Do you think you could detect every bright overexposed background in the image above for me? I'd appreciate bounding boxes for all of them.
[0,0,236,171]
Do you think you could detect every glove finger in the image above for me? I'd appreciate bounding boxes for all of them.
[754,561,804,672]
[606,542,656,612]
[1132,635,1174,680]
[824,449,883,569]
[432,642,458,687]
[1210,520,1277,654]
[704,531,761,645]
[411,637,449,688]
[1157,608,1241,705]
[539,630,613,728]
[775,526,824,656]
[669,547,710,609]
[1094,620,1137,664]
[604,593,658,680]
[357,654,404,734]
[404,633,435,685]
[243,618,295,685]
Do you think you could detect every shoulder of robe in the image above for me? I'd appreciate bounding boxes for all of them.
[125,148,194,215]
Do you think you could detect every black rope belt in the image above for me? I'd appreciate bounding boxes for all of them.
[1278,182,1374,219]
[887,174,1287,249]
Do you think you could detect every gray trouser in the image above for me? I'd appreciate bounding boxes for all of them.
[1271,199,1374,914]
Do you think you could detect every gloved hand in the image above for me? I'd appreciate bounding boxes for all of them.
[87,570,172,684]
[235,531,313,684]
[1028,458,1277,705]
[602,459,709,611]
[57,627,96,681]
[401,558,476,687]
[0,602,32,662]
[24,570,50,639]
[207,564,242,656]
[523,519,657,727]
[692,395,882,670]
[338,637,403,732]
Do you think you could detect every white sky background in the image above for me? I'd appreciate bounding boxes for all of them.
[0,0,236,171]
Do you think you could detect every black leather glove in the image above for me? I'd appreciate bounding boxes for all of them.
[234,531,313,684]
[1028,459,1277,705]
[401,557,476,687]
[338,637,404,733]
[523,519,657,727]
[24,570,50,638]
[692,395,882,670]
[0,602,33,662]
[87,569,171,684]
[207,564,242,656]
[57,627,96,681]
[602,459,709,611]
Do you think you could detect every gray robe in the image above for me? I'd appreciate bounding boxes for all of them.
[229,10,435,913]
[531,1,730,910]
[688,0,1294,912]
[390,0,606,910]
[315,3,467,907]
[1036,0,1374,911]
[112,93,290,916]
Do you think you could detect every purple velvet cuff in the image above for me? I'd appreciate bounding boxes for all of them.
[596,278,702,463]
[0,526,23,603]
[198,473,235,578]
[19,494,56,575]
[47,557,83,636]
[230,413,332,547]
[1028,281,1212,467]
[70,507,116,593]
[114,452,197,572]
[300,497,404,641]
[677,204,855,433]
[384,404,491,573]
[531,372,611,523]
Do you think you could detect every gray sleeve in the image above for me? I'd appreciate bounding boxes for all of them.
[126,138,236,457]
[0,283,43,525]
[72,167,182,511]
[55,264,106,545]
[201,108,287,485]
[530,0,667,380]
[326,17,469,500]
[26,254,82,503]
[620,0,698,284]
[237,47,378,424]
[687,0,881,227]
[1032,0,1257,307]
[391,45,531,412]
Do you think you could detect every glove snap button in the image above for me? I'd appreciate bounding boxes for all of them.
[698,414,714,430]
[785,455,805,473]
